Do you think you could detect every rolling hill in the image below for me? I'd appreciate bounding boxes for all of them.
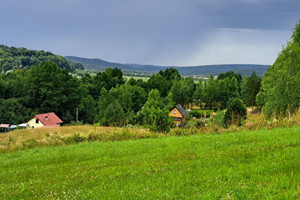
[0,45,84,73]
[66,56,270,76]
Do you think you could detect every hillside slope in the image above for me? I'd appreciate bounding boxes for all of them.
[0,45,83,73]
[66,56,269,76]
[0,126,299,199]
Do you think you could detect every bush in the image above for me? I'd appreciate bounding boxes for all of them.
[22,139,38,148]
[150,108,171,133]
[214,109,225,127]
[195,120,206,129]
[224,98,247,127]
[64,134,86,144]
[188,110,213,118]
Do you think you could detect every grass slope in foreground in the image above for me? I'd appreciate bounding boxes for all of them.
[0,127,299,199]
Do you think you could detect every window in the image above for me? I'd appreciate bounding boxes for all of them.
[174,117,182,121]
[173,110,177,114]
[36,118,39,124]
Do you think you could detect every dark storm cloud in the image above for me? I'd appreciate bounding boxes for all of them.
[199,0,300,30]
[0,0,299,65]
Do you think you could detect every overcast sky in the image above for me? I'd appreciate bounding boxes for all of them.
[0,0,299,66]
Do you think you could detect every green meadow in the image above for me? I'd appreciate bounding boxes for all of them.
[0,126,299,199]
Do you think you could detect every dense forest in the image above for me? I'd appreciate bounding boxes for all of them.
[0,45,83,73]
[0,20,299,132]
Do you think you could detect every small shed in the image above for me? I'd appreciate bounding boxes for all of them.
[169,104,188,126]
[0,124,10,132]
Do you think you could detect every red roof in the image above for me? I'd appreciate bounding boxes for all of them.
[35,112,63,127]
[0,124,10,128]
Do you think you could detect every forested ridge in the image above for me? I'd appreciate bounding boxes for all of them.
[0,44,83,73]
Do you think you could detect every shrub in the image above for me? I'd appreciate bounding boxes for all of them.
[188,110,213,118]
[22,139,38,148]
[224,98,247,127]
[64,134,86,144]
[73,133,85,143]
[195,120,206,129]
[150,108,171,133]
[214,109,225,127]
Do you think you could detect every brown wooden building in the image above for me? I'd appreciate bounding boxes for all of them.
[169,104,188,126]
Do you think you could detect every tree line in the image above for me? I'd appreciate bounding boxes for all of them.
[0,61,261,131]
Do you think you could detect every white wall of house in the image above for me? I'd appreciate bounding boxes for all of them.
[27,117,44,129]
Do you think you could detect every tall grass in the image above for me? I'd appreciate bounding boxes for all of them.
[0,126,161,153]
[183,108,300,135]
[1,109,299,152]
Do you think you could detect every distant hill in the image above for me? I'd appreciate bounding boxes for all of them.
[66,56,269,77]
[0,45,84,73]
[65,56,136,71]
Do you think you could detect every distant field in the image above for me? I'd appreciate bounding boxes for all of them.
[0,126,299,199]
[123,75,150,81]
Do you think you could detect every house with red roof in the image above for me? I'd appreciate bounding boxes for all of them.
[27,112,63,129]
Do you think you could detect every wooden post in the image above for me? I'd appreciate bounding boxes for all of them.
[76,107,79,123]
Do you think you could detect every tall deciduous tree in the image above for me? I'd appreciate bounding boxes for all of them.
[261,20,300,117]
[90,67,125,100]
[193,79,203,108]
[140,89,171,132]
[169,77,195,108]
[202,75,219,109]
[78,94,97,124]
[262,43,300,117]
[25,62,81,122]
[217,77,239,109]
[147,73,170,97]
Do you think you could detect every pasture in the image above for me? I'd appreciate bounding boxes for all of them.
[0,126,299,199]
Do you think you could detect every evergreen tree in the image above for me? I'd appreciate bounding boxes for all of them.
[241,72,261,111]
[193,79,203,108]
[224,98,247,127]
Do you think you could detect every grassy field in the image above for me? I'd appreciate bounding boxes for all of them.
[0,126,299,199]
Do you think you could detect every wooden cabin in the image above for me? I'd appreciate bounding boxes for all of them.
[169,104,188,126]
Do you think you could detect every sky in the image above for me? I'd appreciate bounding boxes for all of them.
[0,0,299,66]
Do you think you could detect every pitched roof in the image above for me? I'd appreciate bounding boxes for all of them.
[173,104,188,118]
[0,124,10,128]
[35,112,63,127]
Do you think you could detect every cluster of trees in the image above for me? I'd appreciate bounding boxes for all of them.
[0,60,261,131]
[0,45,83,73]
[168,71,260,111]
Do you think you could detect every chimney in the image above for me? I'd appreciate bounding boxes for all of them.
[45,115,48,121]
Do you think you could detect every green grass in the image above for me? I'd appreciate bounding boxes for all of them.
[0,127,299,199]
